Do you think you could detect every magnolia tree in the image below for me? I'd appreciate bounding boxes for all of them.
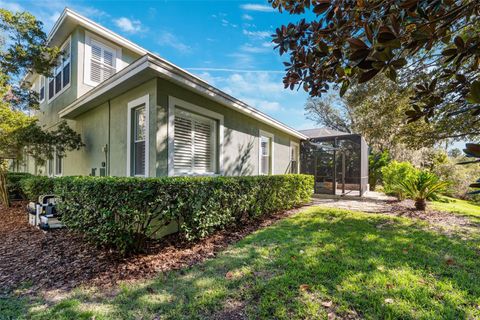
[270,0,480,195]
[0,10,84,207]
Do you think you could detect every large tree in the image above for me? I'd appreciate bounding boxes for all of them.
[305,74,468,152]
[270,0,480,133]
[0,9,84,207]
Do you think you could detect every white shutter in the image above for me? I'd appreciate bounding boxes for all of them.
[88,39,117,85]
[174,115,193,172]
[174,109,216,174]
[193,120,213,172]
[90,42,103,83]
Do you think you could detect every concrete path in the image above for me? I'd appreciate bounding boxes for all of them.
[311,191,396,213]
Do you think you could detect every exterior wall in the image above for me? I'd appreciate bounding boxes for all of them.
[62,79,157,176]
[75,26,142,97]
[26,26,300,178]
[37,27,81,128]
[58,77,299,177]
[156,78,300,177]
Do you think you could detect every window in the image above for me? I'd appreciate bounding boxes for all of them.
[132,106,146,176]
[55,152,63,176]
[259,131,274,175]
[47,150,63,176]
[48,39,71,101]
[85,33,117,86]
[48,158,53,176]
[173,109,217,175]
[39,76,45,102]
[127,95,149,177]
[290,142,299,174]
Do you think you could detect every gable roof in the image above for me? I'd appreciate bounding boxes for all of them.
[49,8,308,140]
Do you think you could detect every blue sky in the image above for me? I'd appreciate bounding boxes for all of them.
[2,0,316,131]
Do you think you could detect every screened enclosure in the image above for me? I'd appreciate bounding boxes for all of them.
[299,129,369,196]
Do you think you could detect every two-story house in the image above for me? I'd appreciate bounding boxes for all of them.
[21,8,305,178]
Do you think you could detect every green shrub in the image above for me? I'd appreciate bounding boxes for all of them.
[6,172,33,200]
[369,150,390,191]
[53,174,314,253]
[20,176,55,201]
[381,161,419,199]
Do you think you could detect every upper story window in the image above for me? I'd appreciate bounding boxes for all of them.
[30,76,45,104]
[39,76,45,103]
[85,32,119,86]
[48,38,71,101]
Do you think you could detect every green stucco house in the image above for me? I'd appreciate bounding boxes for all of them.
[21,8,306,178]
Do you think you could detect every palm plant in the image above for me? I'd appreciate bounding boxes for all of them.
[397,171,449,211]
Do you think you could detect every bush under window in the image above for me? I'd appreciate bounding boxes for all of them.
[25,174,313,253]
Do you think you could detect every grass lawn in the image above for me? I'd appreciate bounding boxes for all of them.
[432,197,480,219]
[3,206,480,320]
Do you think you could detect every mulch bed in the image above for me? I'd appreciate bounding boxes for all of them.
[0,201,305,295]
[386,199,475,226]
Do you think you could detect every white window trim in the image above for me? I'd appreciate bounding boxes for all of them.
[48,149,63,177]
[39,76,45,103]
[127,94,150,177]
[290,141,300,173]
[168,96,224,176]
[258,129,274,175]
[47,36,72,103]
[84,30,123,87]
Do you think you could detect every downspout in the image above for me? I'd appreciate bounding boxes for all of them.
[108,99,111,176]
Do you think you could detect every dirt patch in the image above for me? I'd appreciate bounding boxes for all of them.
[0,201,306,295]
[212,299,247,320]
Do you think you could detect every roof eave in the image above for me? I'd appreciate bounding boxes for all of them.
[59,55,308,140]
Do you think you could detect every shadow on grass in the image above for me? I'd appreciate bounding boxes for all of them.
[20,208,480,320]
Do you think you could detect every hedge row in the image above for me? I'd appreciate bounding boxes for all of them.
[6,172,33,200]
[22,174,313,253]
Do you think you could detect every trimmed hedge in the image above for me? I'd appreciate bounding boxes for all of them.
[52,174,313,253]
[20,176,55,202]
[6,172,33,200]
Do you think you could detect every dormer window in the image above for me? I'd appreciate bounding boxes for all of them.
[48,38,71,101]
[84,32,119,86]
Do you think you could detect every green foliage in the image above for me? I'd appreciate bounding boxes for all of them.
[381,161,418,200]
[368,150,390,191]
[460,143,480,196]
[6,172,32,200]
[270,1,480,125]
[0,9,83,207]
[52,175,314,254]
[432,155,480,200]
[396,171,449,210]
[20,175,55,201]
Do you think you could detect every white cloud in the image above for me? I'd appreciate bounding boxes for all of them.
[157,31,191,54]
[227,53,255,68]
[0,1,24,12]
[113,17,144,34]
[241,44,270,54]
[242,29,272,39]
[242,14,253,21]
[240,4,275,12]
